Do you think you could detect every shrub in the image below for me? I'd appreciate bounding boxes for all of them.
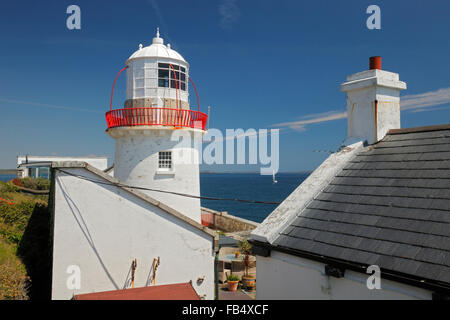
[19,178,50,191]
[0,201,36,234]
[238,239,252,255]
[226,274,240,282]
[11,179,23,187]
[1,182,19,193]
[0,182,51,299]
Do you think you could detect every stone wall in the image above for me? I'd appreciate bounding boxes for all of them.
[201,207,259,233]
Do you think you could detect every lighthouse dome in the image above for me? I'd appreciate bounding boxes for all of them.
[126,29,187,65]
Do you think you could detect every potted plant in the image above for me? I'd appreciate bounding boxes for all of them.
[239,240,256,291]
[226,274,240,292]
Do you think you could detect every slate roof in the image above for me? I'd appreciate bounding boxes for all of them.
[273,124,450,287]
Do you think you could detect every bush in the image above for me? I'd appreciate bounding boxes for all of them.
[0,201,36,234]
[11,179,23,187]
[0,182,19,193]
[0,181,51,299]
[19,178,50,191]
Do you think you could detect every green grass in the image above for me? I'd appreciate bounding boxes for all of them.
[0,237,28,299]
[0,178,51,300]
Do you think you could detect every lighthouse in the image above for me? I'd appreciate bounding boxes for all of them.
[105,29,208,223]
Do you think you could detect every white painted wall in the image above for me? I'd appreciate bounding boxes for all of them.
[108,127,202,223]
[341,69,406,145]
[256,251,432,300]
[51,166,214,300]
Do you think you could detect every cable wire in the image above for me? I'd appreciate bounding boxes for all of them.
[56,169,282,205]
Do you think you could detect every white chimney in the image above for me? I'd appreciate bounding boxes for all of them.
[341,57,406,145]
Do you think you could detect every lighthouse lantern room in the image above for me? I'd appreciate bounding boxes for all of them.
[105,29,207,223]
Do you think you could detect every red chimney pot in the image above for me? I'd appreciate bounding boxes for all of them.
[369,56,382,70]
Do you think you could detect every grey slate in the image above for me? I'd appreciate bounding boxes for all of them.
[272,125,450,285]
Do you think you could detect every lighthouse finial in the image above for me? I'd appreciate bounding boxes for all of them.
[152,27,163,45]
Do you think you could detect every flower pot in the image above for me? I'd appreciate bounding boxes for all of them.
[241,275,256,291]
[227,280,239,292]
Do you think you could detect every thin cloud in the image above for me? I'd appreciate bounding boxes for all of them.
[400,87,450,111]
[409,105,450,113]
[219,0,241,30]
[271,87,450,131]
[272,110,347,131]
[0,98,101,114]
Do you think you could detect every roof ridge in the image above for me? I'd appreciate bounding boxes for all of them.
[387,123,450,135]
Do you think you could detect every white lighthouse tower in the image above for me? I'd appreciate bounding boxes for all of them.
[105,29,207,223]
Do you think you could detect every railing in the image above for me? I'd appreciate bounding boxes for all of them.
[106,107,208,130]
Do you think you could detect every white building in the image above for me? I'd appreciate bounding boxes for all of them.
[250,57,450,300]
[50,29,216,300]
[17,155,108,179]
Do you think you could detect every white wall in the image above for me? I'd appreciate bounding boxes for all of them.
[109,127,202,223]
[51,167,214,300]
[341,69,406,145]
[256,251,432,300]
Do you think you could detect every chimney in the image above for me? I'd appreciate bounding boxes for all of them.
[341,57,406,145]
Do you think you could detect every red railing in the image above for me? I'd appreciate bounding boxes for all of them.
[106,107,208,130]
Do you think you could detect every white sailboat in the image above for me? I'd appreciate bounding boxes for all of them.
[272,170,278,184]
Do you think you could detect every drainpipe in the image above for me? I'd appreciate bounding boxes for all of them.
[214,251,219,300]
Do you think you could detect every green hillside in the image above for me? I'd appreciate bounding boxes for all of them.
[0,178,52,300]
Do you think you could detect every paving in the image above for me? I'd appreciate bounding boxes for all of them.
[218,284,255,300]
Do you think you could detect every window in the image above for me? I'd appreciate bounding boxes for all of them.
[158,151,172,169]
[157,63,187,91]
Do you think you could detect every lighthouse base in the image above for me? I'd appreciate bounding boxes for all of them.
[107,126,203,224]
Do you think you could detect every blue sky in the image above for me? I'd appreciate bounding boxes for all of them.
[0,0,449,171]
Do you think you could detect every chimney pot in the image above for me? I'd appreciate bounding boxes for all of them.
[369,56,382,70]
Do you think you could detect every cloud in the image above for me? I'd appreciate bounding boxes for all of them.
[400,87,450,111]
[219,0,241,30]
[272,110,347,131]
[271,87,450,131]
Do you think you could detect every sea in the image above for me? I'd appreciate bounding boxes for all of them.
[0,174,16,182]
[0,172,309,223]
[200,173,309,223]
